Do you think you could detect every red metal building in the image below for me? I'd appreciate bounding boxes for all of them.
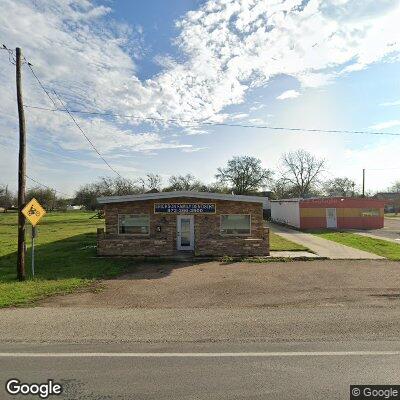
[271,197,386,230]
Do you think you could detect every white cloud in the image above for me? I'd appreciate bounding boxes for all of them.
[276,90,301,100]
[380,100,400,107]
[1,0,400,191]
[369,120,400,130]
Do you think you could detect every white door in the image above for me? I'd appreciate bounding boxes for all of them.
[326,208,337,228]
[177,215,194,251]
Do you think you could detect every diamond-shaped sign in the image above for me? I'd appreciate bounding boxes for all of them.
[22,198,46,226]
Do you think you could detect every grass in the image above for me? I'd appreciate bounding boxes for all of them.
[385,213,400,219]
[269,231,308,251]
[0,211,131,308]
[312,231,400,261]
[0,212,311,307]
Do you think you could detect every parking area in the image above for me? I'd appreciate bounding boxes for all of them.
[357,217,400,242]
[41,259,400,309]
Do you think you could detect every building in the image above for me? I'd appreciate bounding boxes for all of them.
[271,197,386,230]
[374,192,400,213]
[97,191,269,257]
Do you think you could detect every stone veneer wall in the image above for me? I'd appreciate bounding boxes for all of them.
[97,197,269,257]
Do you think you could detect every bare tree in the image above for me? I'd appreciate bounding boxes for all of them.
[389,181,400,192]
[138,173,163,192]
[0,184,14,211]
[74,177,140,210]
[279,150,325,198]
[216,156,273,195]
[164,174,204,191]
[323,177,357,197]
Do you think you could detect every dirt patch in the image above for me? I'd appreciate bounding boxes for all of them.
[38,259,400,309]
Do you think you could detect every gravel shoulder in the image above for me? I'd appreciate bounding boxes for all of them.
[39,259,400,309]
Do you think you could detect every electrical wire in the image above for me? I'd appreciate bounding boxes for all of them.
[51,90,124,179]
[26,62,58,108]
[23,104,400,137]
[26,175,69,197]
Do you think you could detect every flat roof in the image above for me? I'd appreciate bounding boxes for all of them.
[98,191,267,205]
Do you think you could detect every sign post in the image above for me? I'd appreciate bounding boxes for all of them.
[31,226,37,277]
[21,198,46,278]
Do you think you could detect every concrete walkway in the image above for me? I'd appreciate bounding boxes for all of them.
[269,251,322,259]
[268,222,384,260]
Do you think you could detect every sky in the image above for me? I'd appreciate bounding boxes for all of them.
[1,0,400,197]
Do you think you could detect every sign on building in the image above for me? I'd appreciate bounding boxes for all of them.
[154,203,216,214]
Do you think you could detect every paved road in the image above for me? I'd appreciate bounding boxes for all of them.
[355,218,400,243]
[1,341,400,399]
[269,222,384,259]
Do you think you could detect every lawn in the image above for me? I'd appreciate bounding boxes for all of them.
[269,231,308,251]
[385,213,400,219]
[0,211,130,307]
[312,231,400,261]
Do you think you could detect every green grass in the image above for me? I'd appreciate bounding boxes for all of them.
[0,211,131,307]
[269,232,308,251]
[385,213,400,218]
[312,231,400,260]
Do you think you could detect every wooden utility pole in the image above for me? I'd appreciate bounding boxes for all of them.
[16,47,26,281]
[362,168,366,198]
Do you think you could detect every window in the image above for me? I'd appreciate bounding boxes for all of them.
[118,214,150,235]
[220,214,251,235]
[361,208,380,217]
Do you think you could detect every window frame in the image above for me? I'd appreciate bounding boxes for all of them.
[360,208,380,217]
[118,213,150,236]
[220,214,252,236]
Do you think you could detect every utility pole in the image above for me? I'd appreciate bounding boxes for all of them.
[362,168,366,198]
[16,47,26,281]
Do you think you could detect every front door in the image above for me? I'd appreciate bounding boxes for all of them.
[177,215,194,251]
[326,208,337,228]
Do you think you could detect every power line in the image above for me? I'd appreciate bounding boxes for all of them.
[51,90,124,179]
[26,175,69,197]
[26,62,58,108]
[23,104,400,137]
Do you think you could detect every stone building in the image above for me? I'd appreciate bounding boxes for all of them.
[97,191,269,257]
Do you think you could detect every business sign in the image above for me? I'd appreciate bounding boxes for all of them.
[21,198,46,226]
[154,203,216,214]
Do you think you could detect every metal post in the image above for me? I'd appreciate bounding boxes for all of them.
[362,168,365,198]
[31,226,35,278]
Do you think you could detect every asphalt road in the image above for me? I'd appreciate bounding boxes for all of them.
[360,217,400,242]
[1,341,400,399]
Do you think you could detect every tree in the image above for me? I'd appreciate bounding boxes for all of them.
[26,186,57,210]
[389,181,400,192]
[0,185,14,211]
[74,177,141,210]
[138,173,163,192]
[323,177,357,197]
[164,174,205,191]
[215,156,273,195]
[279,150,325,198]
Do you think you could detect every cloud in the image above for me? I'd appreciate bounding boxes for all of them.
[1,0,400,192]
[369,120,400,130]
[276,90,301,100]
[380,100,400,107]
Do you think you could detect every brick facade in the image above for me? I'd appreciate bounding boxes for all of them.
[97,196,269,257]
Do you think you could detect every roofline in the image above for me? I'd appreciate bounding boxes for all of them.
[97,191,267,204]
[271,197,386,202]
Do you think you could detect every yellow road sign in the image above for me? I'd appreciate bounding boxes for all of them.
[22,198,46,226]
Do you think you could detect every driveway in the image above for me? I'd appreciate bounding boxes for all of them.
[355,217,400,243]
[268,222,384,259]
[40,259,398,309]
